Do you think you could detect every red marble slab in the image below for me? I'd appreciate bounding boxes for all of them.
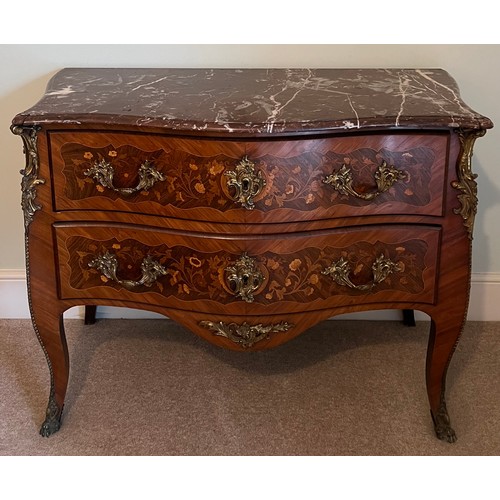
[12,68,493,135]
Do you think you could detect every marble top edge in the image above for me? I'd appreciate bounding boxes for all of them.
[13,68,493,133]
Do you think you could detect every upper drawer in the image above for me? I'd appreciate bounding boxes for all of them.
[48,131,448,222]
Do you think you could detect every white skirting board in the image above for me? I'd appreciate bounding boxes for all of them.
[1,269,500,321]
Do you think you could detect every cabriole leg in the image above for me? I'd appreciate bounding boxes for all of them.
[31,310,69,437]
[426,313,465,443]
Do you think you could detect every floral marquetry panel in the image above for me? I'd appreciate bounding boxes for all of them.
[58,142,239,207]
[258,239,429,301]
[65,237,237,301]
[256,147,433,210]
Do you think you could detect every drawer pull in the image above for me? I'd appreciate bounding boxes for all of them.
[224,156,266,210]
[225,253,265,303]
[84,159,165,195]
[88,251,168,289]
[322,254,402,291]
[323,161,407,201]
[199,320,292,348]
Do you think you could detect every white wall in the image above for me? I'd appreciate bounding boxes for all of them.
[1,45,499,319]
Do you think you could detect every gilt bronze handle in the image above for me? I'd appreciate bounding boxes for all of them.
[323,161,407,201]
[224,156,266,210]
[322,254,402,291]
[88,251,168,289]
[84,159,165,195]
[225,252,265,303]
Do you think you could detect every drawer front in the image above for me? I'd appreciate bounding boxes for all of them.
[55,224,440,311]
[49,132,447,222]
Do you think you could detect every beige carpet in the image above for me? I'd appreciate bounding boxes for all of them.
[1,318,499,455]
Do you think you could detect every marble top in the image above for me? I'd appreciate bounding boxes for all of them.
[12,68,493,134]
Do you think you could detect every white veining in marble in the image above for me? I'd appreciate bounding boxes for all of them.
[45,85,77,97]
[415,69,476,118]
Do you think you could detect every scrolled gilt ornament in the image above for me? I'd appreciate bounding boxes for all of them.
[84,159,165,195]
[452,129,486,240]
[322,254,402,291]
[11,125,45,229]
[323,161,407,201]
[88,251,168,289]
[225,252,265,303]
[199,320,292,348]
[224,156,266,210]
[39,391,62,438]
[432,398,457,443]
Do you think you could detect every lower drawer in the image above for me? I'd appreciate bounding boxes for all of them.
[54,223,440,313]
